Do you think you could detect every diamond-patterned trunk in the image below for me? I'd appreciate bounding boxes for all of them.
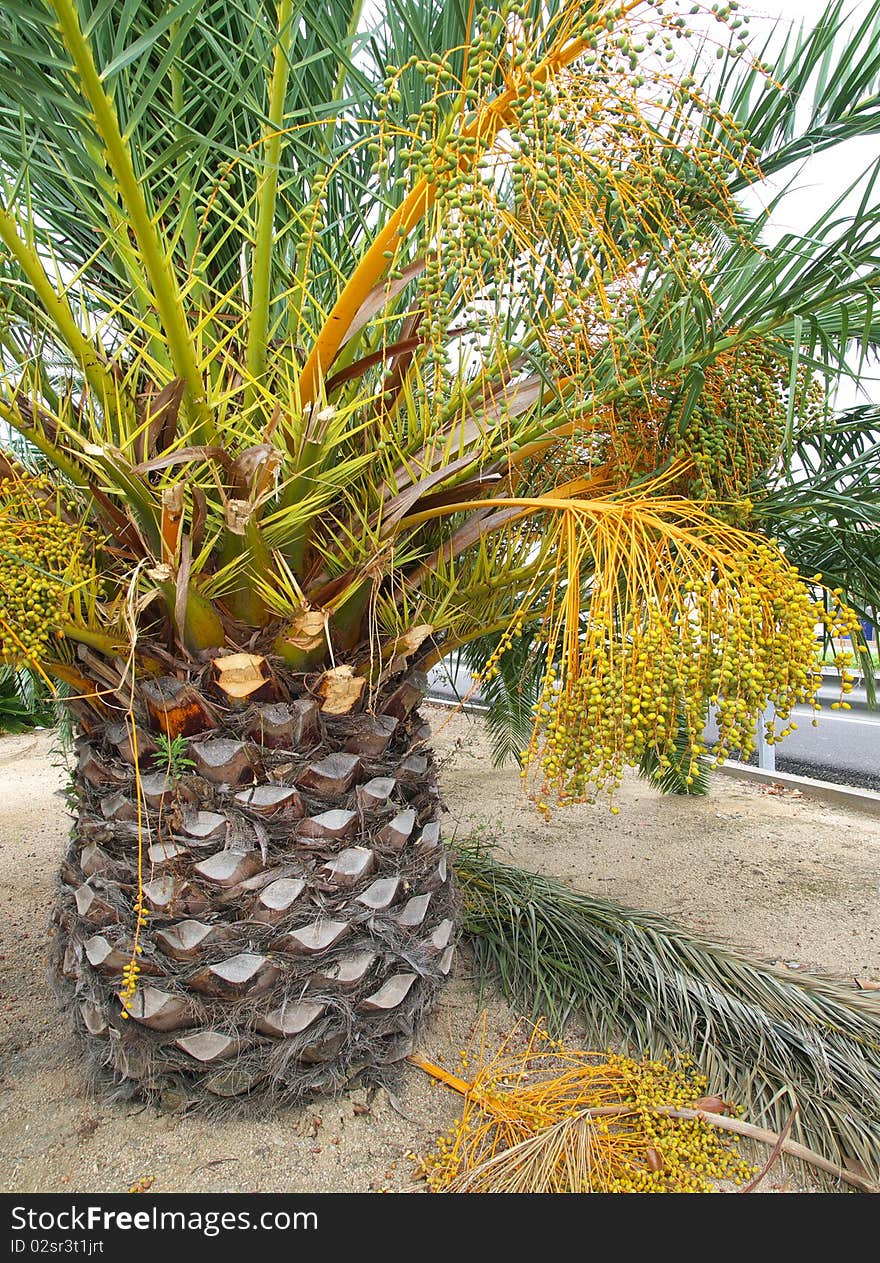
[50,667,456,1107]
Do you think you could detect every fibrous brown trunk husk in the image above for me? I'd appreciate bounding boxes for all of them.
[50,660,456,1111]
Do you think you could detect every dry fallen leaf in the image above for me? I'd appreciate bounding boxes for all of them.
[692,1095,730,1115]
[843,1155,872,1179]
[758,783,803,799]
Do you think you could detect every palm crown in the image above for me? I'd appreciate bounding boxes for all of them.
[1,0,879,805]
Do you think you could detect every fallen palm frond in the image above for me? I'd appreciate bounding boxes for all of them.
[410,1022,876,1192]
[454,844,880,1178]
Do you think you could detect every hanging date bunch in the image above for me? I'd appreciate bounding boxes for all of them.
[506,492,860,809]
[0,473,94,669]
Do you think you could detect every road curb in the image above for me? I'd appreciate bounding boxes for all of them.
[425,693,487,714]
[692,760,880,815]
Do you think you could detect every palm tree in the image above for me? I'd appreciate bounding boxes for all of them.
[1,0,879,1110]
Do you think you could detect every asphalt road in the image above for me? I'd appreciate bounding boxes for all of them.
[427,664,880,791]
[704,687,879,790]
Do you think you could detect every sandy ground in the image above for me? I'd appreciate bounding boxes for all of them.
[1,708,879,1195]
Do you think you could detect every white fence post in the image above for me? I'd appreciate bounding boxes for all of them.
[757,703,776,771]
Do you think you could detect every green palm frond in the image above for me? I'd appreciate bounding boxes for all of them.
[458,632,547,767]
[0,664,54,732]
[720,0,880,186]
[755,403,880,704]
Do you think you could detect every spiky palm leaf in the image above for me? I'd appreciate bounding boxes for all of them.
[0,664,55,733]
[0,0,876,794]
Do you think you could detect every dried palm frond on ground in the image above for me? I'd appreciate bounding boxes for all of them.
[411,1022,878,1193]
[411,1022,757,1192]
[454,845,880,1179]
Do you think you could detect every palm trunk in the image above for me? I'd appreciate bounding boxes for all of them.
[50,659,456,1108]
